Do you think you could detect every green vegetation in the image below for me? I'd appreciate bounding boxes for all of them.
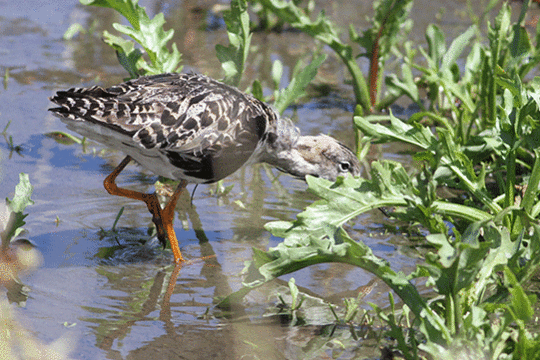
[0,176,67,359]
[62,0,540,357]
[79,0,183,77]
[225,1,540,358]
[1,173,34,249]
[2,121,23,157]
[250,0,413,114]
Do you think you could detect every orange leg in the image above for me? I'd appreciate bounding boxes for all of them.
[103,156,187,264]
[160,179,188,263]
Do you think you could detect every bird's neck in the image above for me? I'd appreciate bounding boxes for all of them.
[257,135,317,179]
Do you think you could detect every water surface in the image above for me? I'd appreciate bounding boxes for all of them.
[0,1,529,358]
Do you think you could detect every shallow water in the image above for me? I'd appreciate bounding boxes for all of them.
[0,1,533,359]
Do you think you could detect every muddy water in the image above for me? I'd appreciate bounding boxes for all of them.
[0,1,531,359]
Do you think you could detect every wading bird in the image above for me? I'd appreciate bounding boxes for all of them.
[49,73,360,264]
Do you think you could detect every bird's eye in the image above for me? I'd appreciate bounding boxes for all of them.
[339,161,350,172]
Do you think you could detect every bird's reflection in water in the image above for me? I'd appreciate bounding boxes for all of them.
[88,189,237,359]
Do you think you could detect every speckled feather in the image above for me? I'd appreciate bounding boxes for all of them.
[49,73,360,183]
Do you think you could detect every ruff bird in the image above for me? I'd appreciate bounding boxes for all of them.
[49,73,360,263]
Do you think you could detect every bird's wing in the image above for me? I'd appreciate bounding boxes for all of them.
[49,73,276,177]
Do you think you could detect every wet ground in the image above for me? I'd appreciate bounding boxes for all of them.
[0,1,533,359]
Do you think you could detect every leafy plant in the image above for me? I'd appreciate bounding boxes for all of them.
[250,0,413,114]
[1,174,39,306]
[2,121,24,158]
[216,0,252,87]
[270,54,327,115]
[67,0,540,356]
[276,278,305,325]
[1,173,34,249]
[220,161,540,356]
[81,0,182,78]
[220,1,540,357]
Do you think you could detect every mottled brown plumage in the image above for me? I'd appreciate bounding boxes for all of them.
[49,73,360,263]
[50,73,359,182]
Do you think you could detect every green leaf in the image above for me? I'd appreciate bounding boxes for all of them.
[425,24,446,70]
[2,174,34,247]
[522,149,540,214]
[83,0,182,77]
[216,0,251,86]
[251,79,264,101]
[44,131,84,145]
[288,278,302,310]
[354,113,436,150]
[6,174,33,214]
[355,113,501,214]
[385,63,419,104]
[271,59,283,92]
[505,267,534,322]
[441,26,475,72]
[80,0,140,29]
[273,54,327,115]
[102,31,143,78]
[63,23,86,40]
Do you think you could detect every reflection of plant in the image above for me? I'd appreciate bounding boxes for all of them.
[2,121,23,158]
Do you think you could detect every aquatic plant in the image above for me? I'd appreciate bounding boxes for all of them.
[0,176,72,359]
[70,0,540,357]
[221,1,540,358]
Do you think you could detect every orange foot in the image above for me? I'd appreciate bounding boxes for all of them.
[103,156,187,264]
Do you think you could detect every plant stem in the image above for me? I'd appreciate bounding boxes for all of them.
[453,289,462,335]
[342,56,372,113]
[521,150,540,214]
[369,26,383,109]
[446,293,455,334]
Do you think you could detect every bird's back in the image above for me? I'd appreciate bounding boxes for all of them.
[50,73,278,183]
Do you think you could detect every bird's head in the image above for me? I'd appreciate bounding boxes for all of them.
[257,117,360,181]
[281,134,360,181]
